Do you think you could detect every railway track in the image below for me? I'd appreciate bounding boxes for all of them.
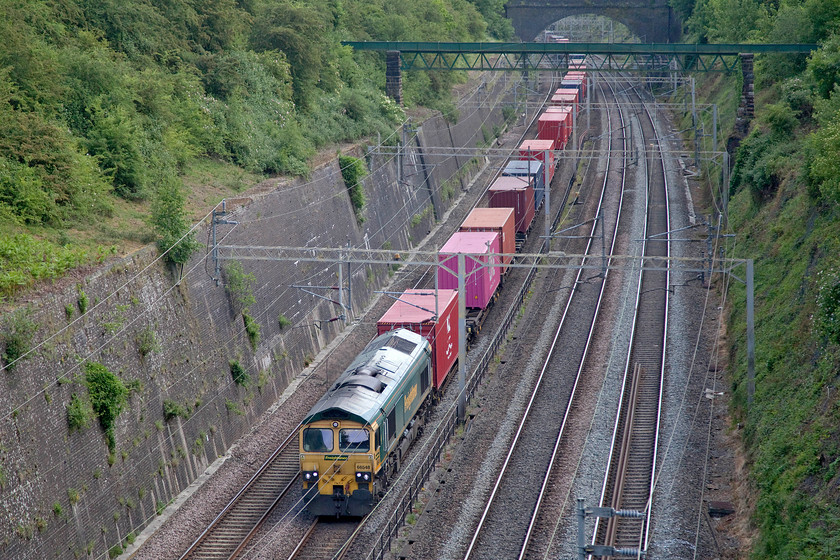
[462,68,638,560]
[287,519,358,560]
[594,77,671,555]
[179,433,300,560]
[351,71,583,560]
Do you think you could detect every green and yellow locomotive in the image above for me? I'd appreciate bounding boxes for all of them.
[299,329,432,517]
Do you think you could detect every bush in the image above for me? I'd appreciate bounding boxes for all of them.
[230,360,250,386]
[1,308,38,371]
[243,313,260,349]
[224,261,256,313]
[339,155,367,214]
[162,399,189,421]
[278,314,292,329]
[67,393,94,432]
[150,177,200,266]
[136,327,160,357]
[84,362,128,452]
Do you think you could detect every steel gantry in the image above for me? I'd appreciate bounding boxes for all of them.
[342,41,816,73]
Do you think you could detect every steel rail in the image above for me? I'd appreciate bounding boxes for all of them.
[361,70,583,560]
[516,69,632,560]
[464,65,623,560]
[595,73,671,555]
[178,431,300,559]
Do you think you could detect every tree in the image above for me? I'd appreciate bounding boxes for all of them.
[250,0,333,109]
[150,176,200,268]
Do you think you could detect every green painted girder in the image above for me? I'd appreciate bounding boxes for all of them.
[343,41,817,73]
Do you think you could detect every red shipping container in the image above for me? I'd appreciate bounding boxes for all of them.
[488,176,535,234]
[552,89,578,111]
[377,289,458,389]
[438,232,501,309]
[460,207,515,273]
[538,112,566,148]
[519,139,556,182]
[544,107,572,146]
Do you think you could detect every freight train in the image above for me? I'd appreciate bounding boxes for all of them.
[299,65,588,517]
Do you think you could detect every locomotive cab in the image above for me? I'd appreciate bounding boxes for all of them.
[300,420,378,517]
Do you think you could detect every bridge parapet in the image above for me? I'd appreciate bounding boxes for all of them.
[505,0,680,43]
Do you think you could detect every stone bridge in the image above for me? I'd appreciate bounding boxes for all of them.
[505,0,680,43]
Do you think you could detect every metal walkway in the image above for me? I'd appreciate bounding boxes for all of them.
[341,42,817,73]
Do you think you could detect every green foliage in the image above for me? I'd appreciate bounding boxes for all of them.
[816,268,840,344]
[67,393,94,433]
[723,45,840,560]
[230,359,250,386]
[109,544,123,558]
[761,103,798,137]
[136,326,160,357]
[0,464,5,489]
[730,128,794,203]
[0,0,494,298]
[150,177,200,266]
[466,0,511,39]
[243,313,260,349]
[163,399,189,421]
[224,261,256,314]
[52,502,62,517]
[693,0,767,43]
[0,234,91,299]
[277,314,291,329]
[1,308,38,371]
[339,155,367,215]
[225,399,244,415]
[68,488,80,505]
[78,289,89,314]
[805,91,840,203]
[250,0,335,110]
[84,362,128,452]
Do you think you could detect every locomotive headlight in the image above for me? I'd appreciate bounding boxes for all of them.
[355,472,371,482]
[304,470,319,481]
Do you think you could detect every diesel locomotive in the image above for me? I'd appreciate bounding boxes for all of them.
[299,329,433,516]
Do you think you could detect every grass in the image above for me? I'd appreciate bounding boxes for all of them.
[1,157,264,303]
[723,133,840,558]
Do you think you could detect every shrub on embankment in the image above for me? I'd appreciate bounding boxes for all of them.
[679,0,840,556]
[0,0,511,301]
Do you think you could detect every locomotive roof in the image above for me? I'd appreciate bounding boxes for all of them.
[302,329,431,427]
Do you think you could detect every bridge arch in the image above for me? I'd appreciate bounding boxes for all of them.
[505,0,681,43]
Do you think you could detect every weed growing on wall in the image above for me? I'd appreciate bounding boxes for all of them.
[243,313,260,350]
[67,393,94,432]
[136,326,160,358]
[162,400,189,421]
[77,288,89,314]
[1,308,38,371]
[224,261,256,314]
[224,260,262,350]
[278,314,292,329]
[84,362,128,453]
[230,360,250,387]
[339,155,367,220]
